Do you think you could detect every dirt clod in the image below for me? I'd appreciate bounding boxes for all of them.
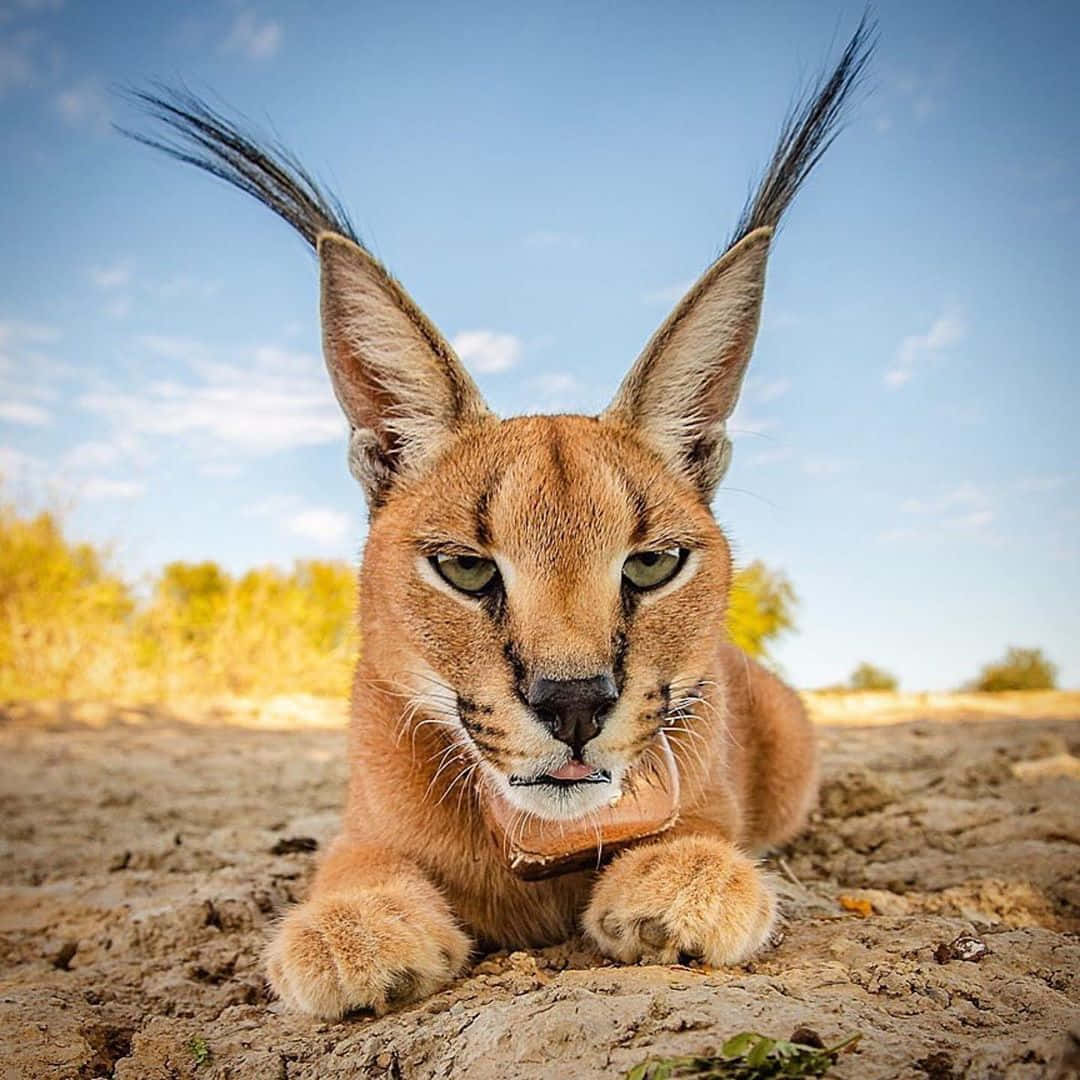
[270,836,319,855]
[933,934,989,964]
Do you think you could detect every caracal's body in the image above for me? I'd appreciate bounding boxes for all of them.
[128,20,872,1018]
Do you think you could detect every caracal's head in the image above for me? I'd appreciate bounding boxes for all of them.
[127,22,871,819]
[317,228,768,820]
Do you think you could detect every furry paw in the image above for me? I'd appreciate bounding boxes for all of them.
[265,882,471,1018]
[583,834,775,967]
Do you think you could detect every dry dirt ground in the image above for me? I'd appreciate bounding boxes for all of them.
[1,693,1078,1080]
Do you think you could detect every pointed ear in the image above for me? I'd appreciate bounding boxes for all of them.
[317,233,493,504]
[603,227,772,500]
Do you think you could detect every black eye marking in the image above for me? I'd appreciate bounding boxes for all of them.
[474,489,492,548]
[503,640,529,703]
[612,630,630,693]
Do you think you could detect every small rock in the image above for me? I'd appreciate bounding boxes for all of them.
[52,941,78,970]
[790,1026,824,1048]
[270,836,318,855]
[934,934,988,964]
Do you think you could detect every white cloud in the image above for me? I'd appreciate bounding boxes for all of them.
[885,483,997,542]
[56,80,111,133]
[103,296,131,319]
[62,436,147,470]
[0,399,50,425]
[222,10,282,60]
[245,494,353,547]
[0,443,45,483]
[0,320,60,346]
[452,330,522,374]
[802,456,853,476]
[642,280,693,306]
[80,338,344,455]
[89,259,133,290]
[900,484,987,515]
[531,372,580,396]
[287,507,352,546]
[746,447,792,467]
[749,376,792,403]
[886,310,966,389]
[728,402,776,437]
[81,476,144,500]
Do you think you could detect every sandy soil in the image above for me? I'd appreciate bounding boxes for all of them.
[1,694,1078,1079]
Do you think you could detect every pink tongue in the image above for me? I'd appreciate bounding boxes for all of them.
[547,760,596,782]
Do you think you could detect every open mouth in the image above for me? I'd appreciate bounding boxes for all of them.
[509,762,612,789]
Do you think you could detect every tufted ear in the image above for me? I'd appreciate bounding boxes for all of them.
[603,227,771,499]
[318,233,493,505]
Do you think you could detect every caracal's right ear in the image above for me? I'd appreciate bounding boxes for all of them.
[317,233,492,504]
[603,16,874,502]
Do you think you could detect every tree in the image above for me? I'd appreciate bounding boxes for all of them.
[0,502,133,698]
[969,647,1058,692]
[726,561,797,662]
[849,662,898,692]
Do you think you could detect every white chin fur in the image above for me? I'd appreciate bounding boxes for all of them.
[491,765,627,822]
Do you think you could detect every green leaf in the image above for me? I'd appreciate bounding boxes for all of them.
[746,1037,776,1067]
[721,1032,758,1058]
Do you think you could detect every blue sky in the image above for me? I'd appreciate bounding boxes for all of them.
[1,0,1077,690]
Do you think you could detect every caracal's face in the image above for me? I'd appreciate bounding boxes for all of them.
[361,414,732,821]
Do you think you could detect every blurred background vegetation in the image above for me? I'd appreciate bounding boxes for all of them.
[0,500,1060,700]
[1,502,357,700]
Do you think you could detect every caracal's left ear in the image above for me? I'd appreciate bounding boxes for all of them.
[603,226,772,499]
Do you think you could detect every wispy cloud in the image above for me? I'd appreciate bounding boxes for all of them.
[0,319,60,346]
[245,494,354,548]
[222,10,282,60]
[0,399,50,425]
[642,280,692,306]
[526,370,587,411]
[80,337,344,455]
[0,320,63,428]
[900,483,987,516]
[882,483,997,542]
[746,446,793,467]
[747,376,792,403]
[82,476,144,500]
[56,80,112,133]
[885,310,965,389]
[452,330,522,374]
[89,259,133,290]
[802,456,853,477]
[287,507,352,546]
[0,443,46,486]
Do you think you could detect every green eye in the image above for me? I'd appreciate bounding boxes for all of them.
[431,553,499,594]
[622,548,687,590]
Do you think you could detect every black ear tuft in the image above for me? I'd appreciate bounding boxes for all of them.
[726,14,876,251]
[116,84,361,250]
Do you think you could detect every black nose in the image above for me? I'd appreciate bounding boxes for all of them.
[526,674,618,756]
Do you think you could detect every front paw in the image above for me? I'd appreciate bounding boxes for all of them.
[265,883,472,1019]
[583,835,775,967]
